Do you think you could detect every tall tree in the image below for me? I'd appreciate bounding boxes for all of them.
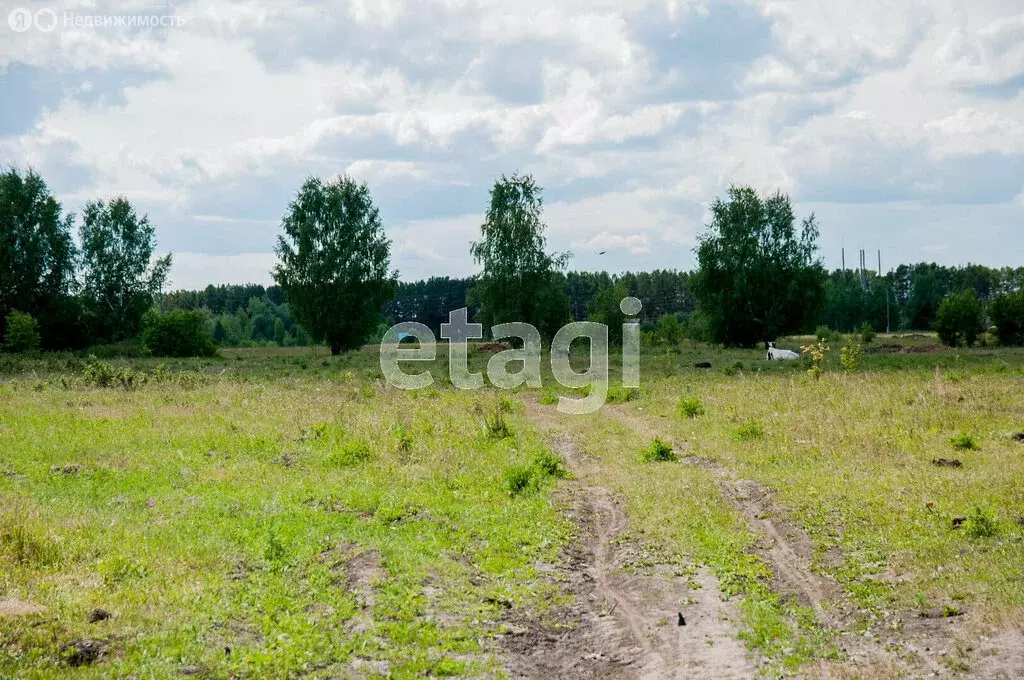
[80,197,171,341]
[0,167,78,343]
[469,173,570,338]
[690,186,825,347]
[273,175,397,354]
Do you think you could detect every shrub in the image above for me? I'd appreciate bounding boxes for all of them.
[936,290,982,347]
[82,356,146,389]
[505,449,569,496]
[801,341,829,380]
[141,309,217,358]
[678,395,705,418]
[641,438,676,462]
[657,314,683,345]
[505,464,536,496]
[531,449,570,479]
[859,322,876,344]
[815,325,841,343]
[3,311,40,353]
[989,291,1024,347]
[964,506,998,538]
[840,343,863,372]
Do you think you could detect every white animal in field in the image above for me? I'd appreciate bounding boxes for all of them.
[766,341,800,361]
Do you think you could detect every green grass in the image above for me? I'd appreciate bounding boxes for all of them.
[2,334,1024,677]
[0,365,571,678]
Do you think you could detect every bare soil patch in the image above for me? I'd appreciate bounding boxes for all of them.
[505,406,755,679]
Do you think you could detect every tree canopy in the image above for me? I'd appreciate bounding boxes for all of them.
[0,167,77,343]
[469,173,570,338]
[690,186,826,347]
[273,176,397,354]
[80,197,171,342]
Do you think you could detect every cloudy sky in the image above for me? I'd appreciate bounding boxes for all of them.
[2,0,1023,289]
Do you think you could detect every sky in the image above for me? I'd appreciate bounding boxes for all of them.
[1,0,1023,290]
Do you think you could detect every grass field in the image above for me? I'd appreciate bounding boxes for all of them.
[1,335,1023,678]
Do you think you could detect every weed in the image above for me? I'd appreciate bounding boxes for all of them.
[0,511,59,566]
[964,506,998,538]
[498,395,523,412]
[393,424,414,455]
[531,450,570,479]
[733,420,765,441]
[678,395,705,418]
[538,390,559,406]
[326,439,373,467]
[641,438,677,462]
[606,385,640,403]
[505,464,537,496]
[485,404,512,440]
[950,432,981,451]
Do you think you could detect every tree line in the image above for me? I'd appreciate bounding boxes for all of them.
[3,165,1024,356]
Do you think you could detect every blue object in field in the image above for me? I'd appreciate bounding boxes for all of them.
[395,332,411,342]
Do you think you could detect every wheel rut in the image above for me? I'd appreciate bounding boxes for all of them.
[500,403,755,679]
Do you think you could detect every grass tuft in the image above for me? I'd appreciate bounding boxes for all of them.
[950,432,981,451]
[732,420,765,442]
[641,438,677,463]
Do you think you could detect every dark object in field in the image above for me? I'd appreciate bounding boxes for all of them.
[694,361,712,369]
[476,342,511,354]
[484,595,513,609]
[50,464,82,475]
[87,608,111,623]
[677,613,686,626]
[1013,432,1024,443]
[1017,517,1024,527]
[951,516,966,529]
[931,458,962,468]
[62,639,105,666]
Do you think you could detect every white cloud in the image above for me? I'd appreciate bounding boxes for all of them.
[2,0,1023,282]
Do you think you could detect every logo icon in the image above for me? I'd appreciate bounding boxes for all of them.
[34,8,57,31]
[8,8,32,32]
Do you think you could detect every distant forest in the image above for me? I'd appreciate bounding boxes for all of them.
[160,263,1024,347]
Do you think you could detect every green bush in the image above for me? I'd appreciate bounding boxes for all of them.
[3,311,40,353]
[82,356,146,389]
[936,290,982,347]
[964,506,998,538]
[141,309,217,357]
[989,291,1024,347]
[815,325,841,343]
[641,438,676,462]
[505,449,569,496]
[859,322,876,344]
[677,395,705,418]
